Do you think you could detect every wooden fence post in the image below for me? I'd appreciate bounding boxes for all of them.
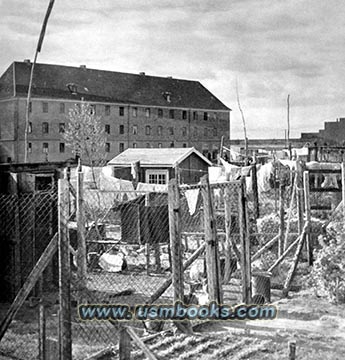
[58,177,72,360]
[296,161,304,234]
[251,164,259,221]
[145,193,151,275]
[223,184,233,284]
[119,327,131,360]
[76,169,87,300]
[341,160,345,223]
[239,177,251,304]
[303,171,312,266]
[39,302,46,360]
[201,176,223,304]
[168,178,184,302]
[278,183,285,258]
[13,175,21,294]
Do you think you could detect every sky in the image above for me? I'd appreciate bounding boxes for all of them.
[1,0,345,140]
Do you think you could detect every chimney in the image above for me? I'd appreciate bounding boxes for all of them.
[139,72,146,76]
[80,65,86,69]
[167,76,173,79]
[24,59,31,64]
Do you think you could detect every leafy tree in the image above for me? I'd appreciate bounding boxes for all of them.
[63,101,107,187]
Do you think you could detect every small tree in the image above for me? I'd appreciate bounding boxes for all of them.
[63,101,107,188]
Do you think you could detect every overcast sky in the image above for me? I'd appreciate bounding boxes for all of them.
[1,0,345,139]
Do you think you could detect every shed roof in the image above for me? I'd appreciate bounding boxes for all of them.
[107,147,213,168]
[0,61,230,111]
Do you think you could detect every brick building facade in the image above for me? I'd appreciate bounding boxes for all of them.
[0,61,230,164]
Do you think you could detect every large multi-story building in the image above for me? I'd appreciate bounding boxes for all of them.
[0,60,230,164]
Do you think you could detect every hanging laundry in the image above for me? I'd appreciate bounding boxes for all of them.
[136,182,168,193]
[321,174,339,189]
[257,162,273,192]
[185,188,200,215]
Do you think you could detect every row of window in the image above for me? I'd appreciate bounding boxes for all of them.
[27,141,188,154]
[29,101,220,121]
[27,122,218,137]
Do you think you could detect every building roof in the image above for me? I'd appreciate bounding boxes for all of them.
[0,61,230,111]
[107,147,213,168]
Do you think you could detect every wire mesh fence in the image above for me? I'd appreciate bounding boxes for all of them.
[0,188,58,360]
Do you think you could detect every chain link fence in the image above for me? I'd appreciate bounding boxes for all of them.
[0,188,58,360]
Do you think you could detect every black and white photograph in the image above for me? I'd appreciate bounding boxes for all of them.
[0,1,345,359]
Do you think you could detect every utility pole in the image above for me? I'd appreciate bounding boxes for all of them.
[287,94,291,159]
[24,0,55,163]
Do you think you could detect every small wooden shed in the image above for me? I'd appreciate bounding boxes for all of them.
[107,147,213,185]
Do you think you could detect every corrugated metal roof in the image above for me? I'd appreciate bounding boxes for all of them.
[0,61,230,111]
[107,147,212,167]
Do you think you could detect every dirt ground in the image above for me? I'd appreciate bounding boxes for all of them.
[1,286,345,359]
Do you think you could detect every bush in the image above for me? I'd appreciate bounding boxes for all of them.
[310,233,345,304]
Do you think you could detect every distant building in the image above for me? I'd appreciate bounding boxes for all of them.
[0,60,230,164]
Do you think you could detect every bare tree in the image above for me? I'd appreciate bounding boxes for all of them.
[236,81,249,164]
[63,101,107,188]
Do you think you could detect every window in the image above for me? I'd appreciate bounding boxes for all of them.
[28,142,32,153]
[132,107,137,117]
[145,125,151,135]
[29,102,32,113]
[146,143,151,148]
[193,111,198,120]
[158,108,163,118]
[132,125,138,135]
[157,126,163,136]
[204,128,208,137]
[42,122,49,134]
[213,127,217,136]
[42,143,49,153]
[133,143,137,148]
[105,143,110,152]
[59,103,65,114]
[119,106,124,116]
[204,112,208,120]
[28,122,32,133]
[145,108,150,118]
[158,143,162,148]
[146,170,169,185]
[119,143,124,152]
[59,143,65,153]
[182,127,187,136]
[105,124,110,134]
[59,123,65,133]
[193,127,198,136]
[168,127,174,135]
[182,110,187,120]
[169,109,174,119]
[170,142,175,148]
[119,125,124,134]
[105,105,110,116]
[42,102,48,113]
[183,143,187,148]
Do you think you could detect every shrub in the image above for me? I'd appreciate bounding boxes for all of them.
[310,233,345,303]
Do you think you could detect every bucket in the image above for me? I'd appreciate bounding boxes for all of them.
[252,271,271,303]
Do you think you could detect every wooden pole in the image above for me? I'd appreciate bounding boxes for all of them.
[39,302,46,360]
[303,171,312,266]
[283,221,309,297]
[119,327,131,360]
[13,175,21,294]
[201,175,222,303]
[251,234,279,262]
[296,161,304,234]
[145,194,150,275]
[251,164,259,221]
[278,183,285,258]
[283,173,296,251]
[342,161,345,223]
[223,184,233,284]
[76,169,87,300]
[125,327,158,360]
[168,178,184,302]
[239,177,251,304]
[58,178,72,360]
